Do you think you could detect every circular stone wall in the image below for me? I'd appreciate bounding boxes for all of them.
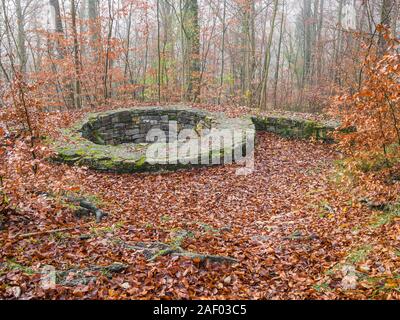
[53,106,255,173]
[81,108,214,145]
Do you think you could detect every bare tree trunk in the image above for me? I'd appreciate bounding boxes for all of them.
[258,0,279,110]
[157,0,162,102]
[104,0,115,100]
[217,0,227,105]
[391,0,399,34]
[184,0,201,102]
[48,0,74,110]
[142,30,149,101]
[124,3,133,84]
[378,0,394,55]
[16,0,27,73]
[273,1,285,108]
[71,0,82,108]
[1,0,16,79]
[79,0,88,56]
[50,0,64,34]
[179,0,186,101]
[302,0,312,87]
[88,0,100,52]
[316,0,324,83]
[159,1,174,96]
[333,0,344,85]
[241,0,256,107]
[49,0,64,58]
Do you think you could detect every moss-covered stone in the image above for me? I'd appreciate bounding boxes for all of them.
[251,115,339,142]
[50,106,255,174]
[51,106,340,174]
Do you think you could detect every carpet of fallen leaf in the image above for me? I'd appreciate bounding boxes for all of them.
[1,105,400,300]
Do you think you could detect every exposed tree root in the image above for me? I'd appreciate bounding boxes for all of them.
[172,251,239,264]
[119,239,238,264]
[63,194,108,223]
[53,262,128,287]
[36,191,109,223]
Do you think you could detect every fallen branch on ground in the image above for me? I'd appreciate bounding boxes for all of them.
[11,224,92,239]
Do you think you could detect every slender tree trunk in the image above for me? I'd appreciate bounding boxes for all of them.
[316,0,324,83]
[142,30,149,101]
[49,0,75,109]
[71,0,82,108]
[49,0,64,58]
[159,1,174,97]
[104,0,114,100]
[302,0,312,87]
[179,0,186,101]
[16,0,27,73]
[218,0,227,105]
[334,0,344,85]
[241,0,256,107]
[184,0,201,102]
[391,0,399,34]
[1,0,17,78]
[124,3,133,82]
[258,0,279,110]
[273,2,285,108]
[88,0,100,59]
[378,0,394,55]
[157,0,162,102]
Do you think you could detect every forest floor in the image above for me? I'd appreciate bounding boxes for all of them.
[1,106,400,300]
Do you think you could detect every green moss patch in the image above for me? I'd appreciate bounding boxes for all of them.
[251,115,339,142]
[50,106,255,173]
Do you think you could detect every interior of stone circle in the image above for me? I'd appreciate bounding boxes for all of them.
[81,110,212,146]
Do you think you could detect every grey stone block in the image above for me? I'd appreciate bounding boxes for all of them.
[126,129,140,135]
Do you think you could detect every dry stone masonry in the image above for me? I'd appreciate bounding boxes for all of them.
[52,106,339,173]
[81,108,214,145]
[251,115,339,142]
[53,106,254,173]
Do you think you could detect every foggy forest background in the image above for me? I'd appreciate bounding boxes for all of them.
[0,0,397,113]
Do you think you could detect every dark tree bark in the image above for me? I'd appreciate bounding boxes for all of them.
[16,0,27,73]
[49,0,64,58]
[184,0,201,102]
[71,0,82,108]
[378,0,395,55]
